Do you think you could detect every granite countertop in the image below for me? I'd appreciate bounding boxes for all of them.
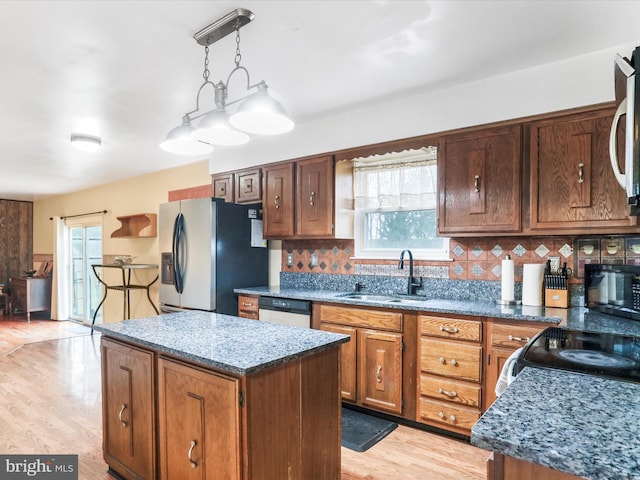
[235,286,640,337]
[471,367,640,480]
[94,311,349,376]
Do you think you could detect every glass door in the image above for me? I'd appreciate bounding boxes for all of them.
[69,225,102,323]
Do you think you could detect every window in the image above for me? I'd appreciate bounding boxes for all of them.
[353,147,448,260]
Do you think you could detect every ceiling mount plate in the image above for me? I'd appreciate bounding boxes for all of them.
[193,8,254,46]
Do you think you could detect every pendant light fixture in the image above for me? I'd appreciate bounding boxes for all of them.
[160,8,294,155]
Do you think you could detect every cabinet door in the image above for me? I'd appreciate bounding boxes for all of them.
[263,162,295,238]
[530,107,637,232]
[101,339,155,480]
[235,167,262,204]
[296,155,334,237]
[9,278,26,312]
[158,358,240,480]
[358,329,403,415]
[321,323,357,401]
[438,125,522,234]
[212,173,234,203]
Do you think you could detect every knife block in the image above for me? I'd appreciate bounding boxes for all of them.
[545,288,568,308]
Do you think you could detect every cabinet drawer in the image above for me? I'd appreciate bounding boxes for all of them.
[419,374,481,408]
[238,295,259,319]
[420,338,482,382]
[420,315,481,342]
[491,323,543,348]
[418,398,480,432]
[318,304,402,332]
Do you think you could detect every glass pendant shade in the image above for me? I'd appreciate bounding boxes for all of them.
[160,122,214,155]
[192,109,250,146]
[229,84,294,135]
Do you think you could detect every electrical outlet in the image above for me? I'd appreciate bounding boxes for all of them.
[310,253,318,267]
[287,253,294,267]
[548,256,561,273]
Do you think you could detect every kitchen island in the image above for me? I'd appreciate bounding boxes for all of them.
[94,311,349,480]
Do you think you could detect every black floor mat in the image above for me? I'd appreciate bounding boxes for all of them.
[341,407,398,452]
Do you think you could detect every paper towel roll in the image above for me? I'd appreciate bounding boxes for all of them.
[522,264,546,306]
[501,257,515,302]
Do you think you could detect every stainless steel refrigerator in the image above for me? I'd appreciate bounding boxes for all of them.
[159,197,268,315]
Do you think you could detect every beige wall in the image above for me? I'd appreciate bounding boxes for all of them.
[33,160,211,323]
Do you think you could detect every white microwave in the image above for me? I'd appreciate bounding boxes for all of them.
[609,45,640,215]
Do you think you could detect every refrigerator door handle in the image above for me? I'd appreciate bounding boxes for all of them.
[172,213,185,294]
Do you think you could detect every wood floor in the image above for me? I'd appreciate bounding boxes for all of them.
[0,316,490,479]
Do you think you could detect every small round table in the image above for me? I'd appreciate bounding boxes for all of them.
[91,264,159,332]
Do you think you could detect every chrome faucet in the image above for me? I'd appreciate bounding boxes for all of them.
[398,249,422,295]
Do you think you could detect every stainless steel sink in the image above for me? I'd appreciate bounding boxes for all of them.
[337,293,424,304]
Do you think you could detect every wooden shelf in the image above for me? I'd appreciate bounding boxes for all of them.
[111,213,157,238]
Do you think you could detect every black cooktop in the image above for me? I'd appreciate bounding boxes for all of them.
[517,327,640,383]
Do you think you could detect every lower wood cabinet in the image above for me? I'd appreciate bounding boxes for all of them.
[484,320,549,408]
[101,338,155,480]
[158,358,240,480]
[318,303,404,415]
[417,315,483,435]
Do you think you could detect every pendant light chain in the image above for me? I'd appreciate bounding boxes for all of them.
[234,20,242,68]
[203,45,210,81]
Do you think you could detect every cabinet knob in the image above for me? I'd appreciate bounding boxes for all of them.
[188,440,197,468]
[439,356,446,364]
[450,358,458,366]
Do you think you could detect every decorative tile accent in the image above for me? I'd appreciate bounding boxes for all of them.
[513,244,527,257]
[534,244,550,258]
[452,244,465,257]
[471,246,483,258]
[453,264,465,276]
[332,246,339,255]
[471,264,484,277]
[559,243,573,258]
[344,262,352,271]
[319,261,327,270]
[491,245,504,258]
[491,264,502,277]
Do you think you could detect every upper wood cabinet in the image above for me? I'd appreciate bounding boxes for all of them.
[212,172,234,203]
[529,107,638,233]
[438,125,522,235]
[296,155,334,237]
[235,167,262,204]
[263,155,353,239]
[263,162,296,238]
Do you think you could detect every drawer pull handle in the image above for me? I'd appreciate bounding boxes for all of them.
[242,302,253,307]
[440,325,459,334]
[188,440,197,468]
[438,387,457,398]
[274,195,281,209]
[437,411,457,423]
[118,403,128,427]
[376,365,382,383]
[309,191,316,206]
[508,335,530,343]
[474,174,480,193]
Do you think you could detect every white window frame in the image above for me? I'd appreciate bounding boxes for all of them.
[352,148,449,261]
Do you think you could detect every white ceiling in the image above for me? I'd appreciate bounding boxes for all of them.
[1,0,639,201]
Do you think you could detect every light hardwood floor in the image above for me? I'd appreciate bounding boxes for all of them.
[0,317,490,479]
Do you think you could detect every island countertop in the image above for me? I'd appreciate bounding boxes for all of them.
[94,310,349,376]
[471,367,640,480]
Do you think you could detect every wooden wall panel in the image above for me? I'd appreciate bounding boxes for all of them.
[0,200,33,288]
